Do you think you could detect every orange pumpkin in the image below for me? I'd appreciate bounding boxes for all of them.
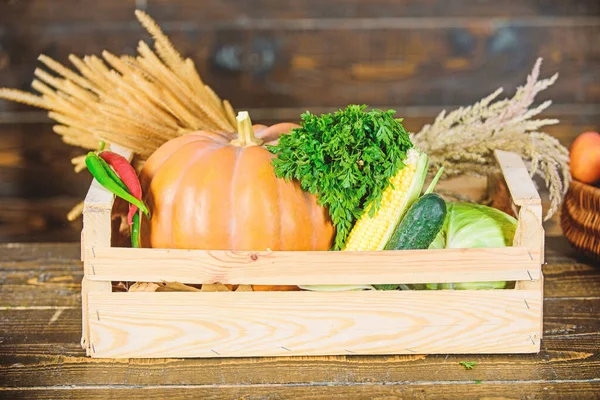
[138,113,335,256]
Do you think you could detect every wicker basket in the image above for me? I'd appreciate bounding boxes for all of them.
[560,180,600,261]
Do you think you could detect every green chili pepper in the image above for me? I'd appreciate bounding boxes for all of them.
[85,152,150,218]
[97,156,129,193]
[131,211,141,248]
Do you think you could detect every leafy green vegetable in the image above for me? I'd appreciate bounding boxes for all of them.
[459,361,478,370]
[430,202,517,250]
[268,105,414,250]
[428,202,517,290]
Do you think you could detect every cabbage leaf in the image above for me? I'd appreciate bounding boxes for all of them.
[427,202,517,290]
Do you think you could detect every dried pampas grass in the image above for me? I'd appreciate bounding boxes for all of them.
[411,58,569,220]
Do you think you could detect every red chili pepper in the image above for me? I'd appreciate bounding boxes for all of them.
[99,151,143,225]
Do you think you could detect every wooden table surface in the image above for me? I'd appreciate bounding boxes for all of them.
[0,237,599,399]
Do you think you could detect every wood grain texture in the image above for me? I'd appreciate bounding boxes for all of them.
[82,246,540,285]
[2,337,599,387]
[0,242,82,265]
[0,284,81,308]
[1,244,595,310]
[1,381,599,400]
[4,298,597,349]
[1,22,598,111]
[8,256,590,304]
[2,105,597,145]
[87,290,541,358]
[81,146,129,355]
[0,123,92,198]
[2,0,599,24]
[495,150,542,206]
[0,196,83,242]
[495,149,545,269]
[0,237,597,399]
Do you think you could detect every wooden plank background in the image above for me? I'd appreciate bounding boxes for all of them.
[1,238,599,397]
[0,0,599,242]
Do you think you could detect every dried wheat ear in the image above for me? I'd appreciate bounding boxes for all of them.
[0,10,236,160]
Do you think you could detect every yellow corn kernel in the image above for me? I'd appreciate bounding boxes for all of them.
[342,161,417,251]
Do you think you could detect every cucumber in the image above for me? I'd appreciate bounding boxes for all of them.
[384,193,447,250]
[373,149,430,251]
[374,193,446,290]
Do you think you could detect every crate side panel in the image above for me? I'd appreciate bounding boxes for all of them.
[494,150,541,206]
[83,246,540,285]
[88,290,541,358]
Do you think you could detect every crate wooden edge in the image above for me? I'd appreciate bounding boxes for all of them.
[87,289,542,358]
[80,147,544,357]
[83,245,540,285]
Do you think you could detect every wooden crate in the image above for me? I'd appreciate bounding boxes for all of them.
[80,148,544,358]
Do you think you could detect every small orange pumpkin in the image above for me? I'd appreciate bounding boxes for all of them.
[139,113,335,256]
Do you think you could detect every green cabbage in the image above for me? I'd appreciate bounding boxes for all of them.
[427,202,517,290]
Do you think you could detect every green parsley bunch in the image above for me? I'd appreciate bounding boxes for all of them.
[268,104,414,250]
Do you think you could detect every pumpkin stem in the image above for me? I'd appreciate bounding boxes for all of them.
[230,111,264,147]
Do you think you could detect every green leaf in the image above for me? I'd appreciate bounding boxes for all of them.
[268,105,413,250]
[459,361,478,370]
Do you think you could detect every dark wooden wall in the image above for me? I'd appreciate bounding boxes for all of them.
[0,0,599,242]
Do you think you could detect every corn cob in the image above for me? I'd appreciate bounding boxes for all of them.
[342,148,429,251]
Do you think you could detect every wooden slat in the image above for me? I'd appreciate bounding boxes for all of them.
[2,106,597,143]
[0,123,91,198]
[1,25,598,111]
[0,243,595,306]
[495,150,542,206]
[82,246,540,284]
[0,308,82,345]
[495,149,545,274]
[0,197,83,242]
[0,260,594,311]
[2,336,599,387]
[2,0,599,24]
[81,147,127,355]
[1,297,596,349]
[0,284,82,308]
[87,290,541,358]
[544,265,600,298]
[1,381,599,400]
[149,0,600,19]
[0,242,81,266]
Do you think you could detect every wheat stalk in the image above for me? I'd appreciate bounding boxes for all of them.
[412,58,569,220]
[0,10,235,160]
[0,10,238,219]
